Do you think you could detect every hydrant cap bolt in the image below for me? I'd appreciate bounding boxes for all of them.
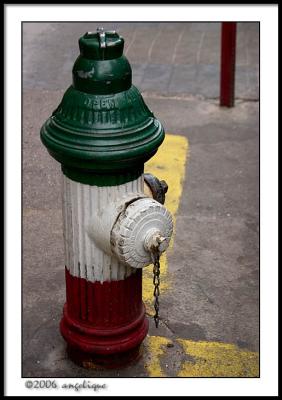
[144,230,169,254]
[79,29,125,60]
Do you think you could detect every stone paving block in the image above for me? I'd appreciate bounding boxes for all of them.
[168,64,198,94]
[199,31,221,65]
[131,62,147,87]
[173,31,204,65]
[196,64,220,98]
[189,22,221,32]
[235,65,259,99]
[140,63,173,92]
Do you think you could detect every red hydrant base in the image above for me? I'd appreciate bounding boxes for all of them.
[60,267,149,368]
[66,343,144,369]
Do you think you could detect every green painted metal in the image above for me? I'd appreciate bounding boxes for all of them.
[40,29,165,186]
[61,165,144,187]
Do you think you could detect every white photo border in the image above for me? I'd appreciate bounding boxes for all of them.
[5,4,278,397]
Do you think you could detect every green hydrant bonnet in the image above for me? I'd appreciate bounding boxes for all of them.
[40,29,165,185]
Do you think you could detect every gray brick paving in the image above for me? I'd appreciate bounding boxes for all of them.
[23,22,259,99]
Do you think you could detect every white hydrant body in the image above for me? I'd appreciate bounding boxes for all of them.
[62,172,173,280]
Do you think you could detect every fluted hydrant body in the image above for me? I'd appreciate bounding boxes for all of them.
[40,29,173,367]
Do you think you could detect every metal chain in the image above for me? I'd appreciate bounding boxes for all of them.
[151,249,161,328]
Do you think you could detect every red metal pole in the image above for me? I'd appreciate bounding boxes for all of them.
[220,22,237,107]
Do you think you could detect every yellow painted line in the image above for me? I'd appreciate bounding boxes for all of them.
[142,135,259,378]
[143,133,189,311]
[144,336,259,377]
[177,339,259,377]
[144,335,172,377]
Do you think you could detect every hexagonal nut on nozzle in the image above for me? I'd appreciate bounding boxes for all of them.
[143,230,170,254]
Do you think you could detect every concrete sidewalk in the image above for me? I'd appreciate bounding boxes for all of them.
[23,22,259,378]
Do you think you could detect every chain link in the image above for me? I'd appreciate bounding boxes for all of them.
[151,248,161,328]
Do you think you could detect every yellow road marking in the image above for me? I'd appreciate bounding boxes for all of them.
[144,335,172,377]
[177,339,259,377]
[142,134,259,378]
[143,134,189,311]
[144,336,259,377]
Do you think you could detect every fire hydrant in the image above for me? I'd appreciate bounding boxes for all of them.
[40,29,173,367]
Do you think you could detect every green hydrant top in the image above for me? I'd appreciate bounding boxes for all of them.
[40,28,165,186]
[74,29,131,95]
